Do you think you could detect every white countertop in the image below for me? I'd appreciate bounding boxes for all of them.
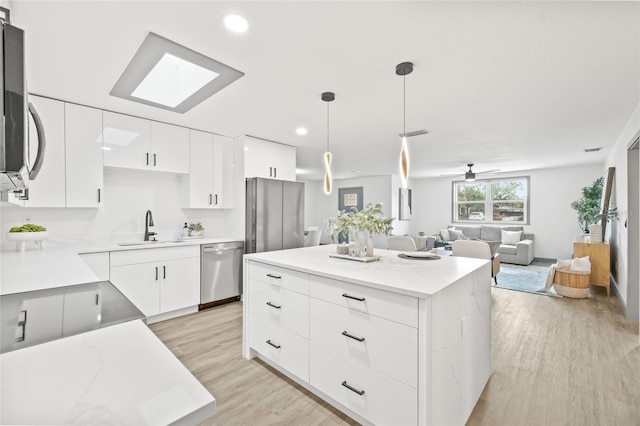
[0,319,215,425]
[0,237,243,295]
[244,244,488,298]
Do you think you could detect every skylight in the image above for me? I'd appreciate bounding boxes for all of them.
[111,32,244,113]
[131,53,219,107]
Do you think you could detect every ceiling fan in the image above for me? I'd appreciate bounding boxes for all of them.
[440,164,501,182]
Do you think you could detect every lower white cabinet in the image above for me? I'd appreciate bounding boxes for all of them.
[110,246,200,317]
[310,343,417,426]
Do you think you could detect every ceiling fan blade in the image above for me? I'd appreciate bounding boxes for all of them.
[476,169,501,175]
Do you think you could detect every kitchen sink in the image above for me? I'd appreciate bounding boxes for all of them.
[117,240,187,246]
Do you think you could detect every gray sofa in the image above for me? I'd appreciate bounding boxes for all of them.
[443,225,534,265]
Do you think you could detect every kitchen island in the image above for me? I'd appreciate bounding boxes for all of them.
[243,244,492,426]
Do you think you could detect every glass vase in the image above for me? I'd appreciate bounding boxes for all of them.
[349,228,367,257]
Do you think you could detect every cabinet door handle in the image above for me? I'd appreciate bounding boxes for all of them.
[209,194,213,205]
[274,167,277,178]
[266,273,281,279]
[153,153,157,166]
[266,339,281,349]
[269,166,273,177]
[95,294,99,305]
[15,310,27,342]
[146,152,149,165]
[342,331,365,342]
[266,301,281,309]
[342,293,365,302]
[214,194,218,205]
[155,266,159,280]
[97,188,101,203]
[163,265,166,279]
[341,381,365,396]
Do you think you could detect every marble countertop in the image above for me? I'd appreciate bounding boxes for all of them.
[244,244,488,298]
[0,319,215,425]
[1,237,243,295]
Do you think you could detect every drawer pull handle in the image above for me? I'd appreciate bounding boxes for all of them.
[342,293,365,302]
[266,301,282,309]
[341,381,365,396]
[342,331,365,342]
[266,339,281,349]
[266,274,282,279]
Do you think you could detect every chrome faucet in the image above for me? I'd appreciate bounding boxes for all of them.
[144,210,156,241]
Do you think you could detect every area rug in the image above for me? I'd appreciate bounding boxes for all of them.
[495,263,561,297]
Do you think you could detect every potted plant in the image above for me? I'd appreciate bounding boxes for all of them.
[188,222,204,237]
[326,203,394,256]
[570,177,618,233]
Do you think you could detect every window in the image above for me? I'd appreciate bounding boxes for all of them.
[453,177,529,224]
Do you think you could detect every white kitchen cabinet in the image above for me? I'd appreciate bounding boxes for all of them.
[150,121,189,174]
[9,96,66,207]
[244,136,296,181]
[109,246,200,318]
[102,111,151,170]
[103,112,189,173]
[65,103,103,207]
[183,130,233,208]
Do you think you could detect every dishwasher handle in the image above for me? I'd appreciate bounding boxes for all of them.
[203,247,241,253]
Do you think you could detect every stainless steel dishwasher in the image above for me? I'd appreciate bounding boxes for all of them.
[200,241,244,310]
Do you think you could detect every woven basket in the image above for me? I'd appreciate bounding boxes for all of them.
[553,268,591,298]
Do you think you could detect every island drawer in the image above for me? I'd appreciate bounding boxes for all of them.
[310,343,417,426]
[249,262,310,295]
[309,297,417,389]
[248,313,309,382]
[248,281,309,338]
[309,276,418,327]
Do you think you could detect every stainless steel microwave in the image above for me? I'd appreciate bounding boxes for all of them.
[1,9,45,194]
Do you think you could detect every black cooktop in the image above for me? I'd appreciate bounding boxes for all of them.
[1,281,144,354]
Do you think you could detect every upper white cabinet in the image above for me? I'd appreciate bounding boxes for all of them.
[150,122,189,174]
[183,130,234,209]
[9,97,103,208]
[103,112,188,173]
[65,103,103,207]
[244,136,296,181]
[102,112,151,169]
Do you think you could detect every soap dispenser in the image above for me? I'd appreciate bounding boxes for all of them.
[182,222,189,238]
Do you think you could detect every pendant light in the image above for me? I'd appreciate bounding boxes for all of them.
[396,62,413,188]
[321,91,335,195]
[465,164,476,182]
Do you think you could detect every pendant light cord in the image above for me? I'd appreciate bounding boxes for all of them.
[327,101,330,152]
[403,74,406,135]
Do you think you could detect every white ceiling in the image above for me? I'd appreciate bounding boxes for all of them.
[9,1,640,181]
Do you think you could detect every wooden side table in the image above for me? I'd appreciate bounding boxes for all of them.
[573,241,610,296]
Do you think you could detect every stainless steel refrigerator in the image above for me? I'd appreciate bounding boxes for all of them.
[245,178,305,253]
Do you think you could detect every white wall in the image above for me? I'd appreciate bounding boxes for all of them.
[409,164,604,260]
[0,139,246,249]
[303,175,415,248]
[605,101,640,315]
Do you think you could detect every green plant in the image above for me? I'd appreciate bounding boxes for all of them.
[570,177,618,233]
[188,222,204,232]
[9,224,46,232]
[325,203,394,243]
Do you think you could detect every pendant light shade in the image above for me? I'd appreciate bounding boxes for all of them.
[396,62,413,188]
[322,91,335,195]
[465,164,476,182]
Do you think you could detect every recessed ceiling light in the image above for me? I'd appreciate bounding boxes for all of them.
[110,32,244,113]
[224,14,249,33]
[295,127,308,136]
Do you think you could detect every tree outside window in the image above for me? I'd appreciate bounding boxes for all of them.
[453,178,528,223]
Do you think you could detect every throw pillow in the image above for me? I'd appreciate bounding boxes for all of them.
[570,256,591,272]
[440,229,450,241]
[501,230,523,245]
[448,229,464,240]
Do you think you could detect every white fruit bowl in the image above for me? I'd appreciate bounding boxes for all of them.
[6,231,48,252]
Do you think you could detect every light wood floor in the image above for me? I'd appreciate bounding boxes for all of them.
[149,286,640,426]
